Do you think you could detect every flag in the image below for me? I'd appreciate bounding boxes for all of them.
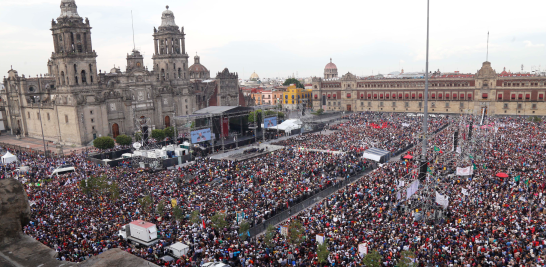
[202,218,206,228]
[434,146,440,152]
[483,164,487,169]
[514,175,520,182]
[171,199,177,207]
[473,163,477,170]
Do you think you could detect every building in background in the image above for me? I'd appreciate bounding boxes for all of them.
[311,61,546,116]
[324,58,338,79]
[0,1,246,145]
[282,84,312,110]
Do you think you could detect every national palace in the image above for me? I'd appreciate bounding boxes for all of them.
[312,60,546,116]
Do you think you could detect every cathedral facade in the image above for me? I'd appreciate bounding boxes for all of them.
[1,1,242,145]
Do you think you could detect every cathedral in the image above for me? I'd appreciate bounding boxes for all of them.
[1,0,247,145]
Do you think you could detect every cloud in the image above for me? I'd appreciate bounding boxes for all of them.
[523,40,544,47]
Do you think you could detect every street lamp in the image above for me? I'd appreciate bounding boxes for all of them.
[36,97,47,158]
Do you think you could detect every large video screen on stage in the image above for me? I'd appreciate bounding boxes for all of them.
[264,117,277,128]
[191,128,211,143]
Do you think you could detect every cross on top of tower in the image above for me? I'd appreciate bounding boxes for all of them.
[166,5,169,9]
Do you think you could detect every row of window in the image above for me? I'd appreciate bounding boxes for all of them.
[284,94,311,99]
[28,111,70,123]
[317,93,474,100]
[498,93,544,100]
[356,102,464,108]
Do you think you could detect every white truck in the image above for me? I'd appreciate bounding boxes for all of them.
[119,220,159,247]
[165,242,190,258]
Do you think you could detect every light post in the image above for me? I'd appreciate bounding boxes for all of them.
[37,98,47,158]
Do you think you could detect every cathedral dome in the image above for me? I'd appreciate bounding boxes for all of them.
[189,63,208,73]
[249,72,259,81]
[160,5,177,27]
[189,54,210,79]
[324,58,337,70]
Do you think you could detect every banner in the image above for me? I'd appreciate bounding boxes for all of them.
[358,243,368,256]
[435,191,449,209]
[264,117,278,128]
[191,128,211,143]
[280,226,288,236]
[316,234,325,244]
[456,166,473,176]
[221,117,229,138]
[406,180,420,200]
[461,188,469,196]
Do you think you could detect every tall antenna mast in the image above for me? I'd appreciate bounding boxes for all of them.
[486,31,489,62]
[131,10,136,51]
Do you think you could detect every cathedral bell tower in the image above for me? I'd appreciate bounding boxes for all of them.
[50,0,98,89]
[152,6,189,83]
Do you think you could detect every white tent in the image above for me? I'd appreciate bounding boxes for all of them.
[268,119,302,132]
[2,152,17,164]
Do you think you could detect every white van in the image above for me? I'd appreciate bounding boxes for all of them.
[50,165,75,177]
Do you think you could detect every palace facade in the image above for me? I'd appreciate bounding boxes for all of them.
[312,60,546,116]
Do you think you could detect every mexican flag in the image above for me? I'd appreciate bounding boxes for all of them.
[514,175,520,182]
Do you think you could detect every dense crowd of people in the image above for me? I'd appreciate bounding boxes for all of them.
[2,112,545,266]
[274,113,448,155]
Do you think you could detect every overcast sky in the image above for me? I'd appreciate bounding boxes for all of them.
[1,0,545,80]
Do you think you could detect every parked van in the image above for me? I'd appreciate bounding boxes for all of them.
[50,165,75,177]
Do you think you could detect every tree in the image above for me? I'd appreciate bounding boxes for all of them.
[151,129,165,141]
[138,195,153,213]
[172,206,184,222]
[362,249,382,267]
[398,249,417,267]
[109,181,120,201]
[156,199,166,214]
[248,110,263,123]
[283,78,304,89]
[93,136,115,150]
[190,210,201,225]
[210,212,228,230]
[239,221,251,241]
[115,134,132,146]
[263,224,277,248]
[313,108,324,115]
[134,131,142,141]
[80,175,119,200]
[164,127,176,140]
[287,219,305,245]
[317,240,330,264]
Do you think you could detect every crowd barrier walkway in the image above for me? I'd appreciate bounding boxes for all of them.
[247,122,450,237]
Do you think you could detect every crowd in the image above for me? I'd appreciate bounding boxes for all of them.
[274,113,448,155]
[2,112,544,266]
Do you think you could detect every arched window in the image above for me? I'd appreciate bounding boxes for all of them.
[178,68,181,78]
[81,70,87,84]
[161,69,165,81]
[60,71,65,85]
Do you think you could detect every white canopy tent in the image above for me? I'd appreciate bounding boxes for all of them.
[362,147,391,163]
[266,119,302,132]
[1,151,17,164]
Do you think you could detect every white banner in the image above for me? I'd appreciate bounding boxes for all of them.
[461,188,469,196]
[435,192,449,209]
[358,243,368,256]
[456,166,473,176]
[456,147,461,154]
[406,180,420,201]
[316,234,325,244]
[402,123,410,127]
